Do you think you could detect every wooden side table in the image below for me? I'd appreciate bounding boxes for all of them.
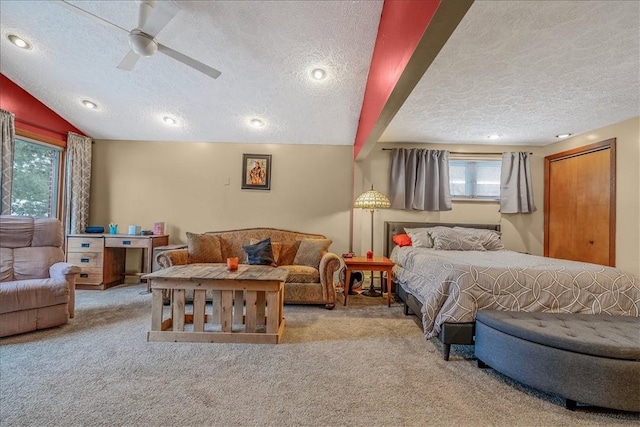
[343,256,394,307]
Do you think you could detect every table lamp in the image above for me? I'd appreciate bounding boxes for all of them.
[354,185,391,297]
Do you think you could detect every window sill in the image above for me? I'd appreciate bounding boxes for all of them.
[451,198,499,204]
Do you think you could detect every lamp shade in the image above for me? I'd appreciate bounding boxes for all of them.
[354,187,391,210]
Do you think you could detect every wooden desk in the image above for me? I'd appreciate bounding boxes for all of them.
[143,264,288,344]
[343,256,394,307]
[66,234,169,290]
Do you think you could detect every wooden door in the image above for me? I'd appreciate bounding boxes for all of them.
[544,139,616,266]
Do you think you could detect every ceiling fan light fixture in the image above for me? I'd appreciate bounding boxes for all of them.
[128,30,157,57]
[250,118,265,128]
[163,116,177,126]
[311,68,326,80]
[556,133,572,139]
[81,99,97,109]
[7,34,31,50]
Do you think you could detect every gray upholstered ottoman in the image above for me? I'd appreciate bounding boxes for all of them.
[475,311,640,412]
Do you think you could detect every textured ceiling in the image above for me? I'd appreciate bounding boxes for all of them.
[381,1,640,146]
[0,0,382,145]
[0,1,638,148]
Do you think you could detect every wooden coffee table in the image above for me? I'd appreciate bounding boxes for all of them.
[143,264,288,344]
[343,256,394,307]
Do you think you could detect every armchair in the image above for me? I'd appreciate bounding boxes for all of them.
[0,215,80,337]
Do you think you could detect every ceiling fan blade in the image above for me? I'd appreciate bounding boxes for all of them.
[137,1,154,30]
[140,0,181,38]
[157,44,222,79]
[116,50,140,71]
[56,0,129,34]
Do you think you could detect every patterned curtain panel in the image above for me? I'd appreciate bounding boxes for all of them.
[0,109,16,215]
[66,132,92,234]
[388,148,452,211]
[500,152,537,213]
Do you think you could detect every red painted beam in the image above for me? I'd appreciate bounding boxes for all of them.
[353,0,441,159]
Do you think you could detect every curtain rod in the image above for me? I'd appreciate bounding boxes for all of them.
[381,148,533,155]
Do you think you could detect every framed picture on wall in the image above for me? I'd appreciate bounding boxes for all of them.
[241,154,272,190]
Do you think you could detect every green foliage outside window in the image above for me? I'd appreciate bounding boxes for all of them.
[11,138,61,217]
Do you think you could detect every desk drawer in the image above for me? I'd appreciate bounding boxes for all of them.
[76,267,103,284]
[67,252,103,268]
[105,237,148,249]
[67,237,104,253]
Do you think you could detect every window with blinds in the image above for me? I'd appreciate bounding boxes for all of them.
[449,158,501,201]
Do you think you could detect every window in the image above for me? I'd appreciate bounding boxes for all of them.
[449,158,501,200]
[11,138,62,217]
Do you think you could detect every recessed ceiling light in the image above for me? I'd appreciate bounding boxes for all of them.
[250,118,265,128]
[163,116,177,126]
[7,34,31,50]
[487,134,500,140]
[556,133,572,139]
[81,100,97,109]
[311,68,326,80]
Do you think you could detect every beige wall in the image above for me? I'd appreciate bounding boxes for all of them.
[543,116,639,277]
[90,116,639,278]
[89,141,354,267]
[357,116,639,277]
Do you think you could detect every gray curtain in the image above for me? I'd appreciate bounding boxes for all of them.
[388,148,452,211]
[66,132,92,234]
[0,109,16,215]
[500,152,536,213]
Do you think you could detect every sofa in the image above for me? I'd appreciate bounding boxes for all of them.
[156,228,342,309]
[0,215,80,337]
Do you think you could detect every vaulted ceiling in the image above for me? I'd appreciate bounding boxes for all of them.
[1,1,638,154]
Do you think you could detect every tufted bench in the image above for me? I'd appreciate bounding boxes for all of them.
[474,311,640,412]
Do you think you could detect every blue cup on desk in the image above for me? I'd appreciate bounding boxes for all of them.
[108,224,117,234]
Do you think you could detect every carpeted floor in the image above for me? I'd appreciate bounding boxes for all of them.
[1,283,637,426]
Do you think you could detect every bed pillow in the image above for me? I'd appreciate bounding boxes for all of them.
[404,228,434,248]
[428,227,486,251]
[293,238,332,268]
[242,237,276,266]
[454,227,504,251]
[392,233,412,247]
[186,232,223,263]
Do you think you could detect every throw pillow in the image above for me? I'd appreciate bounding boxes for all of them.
[293,238,332,268]
[392,233,412,247]
[271,242,283,265]
[404,227,434,248]
[186,232,223,263]
[277,241,301,266]
[243,237,276,266]
[249,238,283,265]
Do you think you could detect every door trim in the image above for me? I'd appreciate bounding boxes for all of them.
[544,138,616,265]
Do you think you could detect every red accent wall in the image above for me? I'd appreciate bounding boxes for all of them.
[0,73,85,145]
[353,0,440,158]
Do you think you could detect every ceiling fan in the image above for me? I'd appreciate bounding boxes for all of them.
[57,0,221,79]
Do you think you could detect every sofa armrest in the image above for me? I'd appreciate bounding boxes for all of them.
[156,249,189,269]
[318,252,341,309]
[50,262,81,318]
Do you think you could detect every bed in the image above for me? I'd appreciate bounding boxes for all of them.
[384,221,640,360]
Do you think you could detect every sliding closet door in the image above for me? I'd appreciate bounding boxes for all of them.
[544,139,616,266]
